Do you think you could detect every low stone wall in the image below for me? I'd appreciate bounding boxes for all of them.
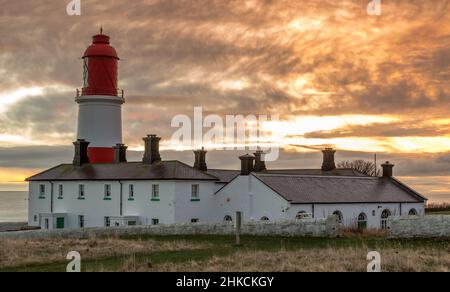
[0,222,30,232]
[388,215,450,238]
[0,216,339,240]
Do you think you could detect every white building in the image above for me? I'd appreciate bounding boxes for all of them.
[27,141,427,230]
[26,32,427,231]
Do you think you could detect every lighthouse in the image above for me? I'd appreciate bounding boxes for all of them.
[76,30,124,163]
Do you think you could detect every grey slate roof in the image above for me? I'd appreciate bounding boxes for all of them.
[253,173,427,204]
[26,161,218,181]
[206,169,240,183]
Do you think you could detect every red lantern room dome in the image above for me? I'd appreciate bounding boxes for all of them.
[83,34,119,59]
[81,30,121,97]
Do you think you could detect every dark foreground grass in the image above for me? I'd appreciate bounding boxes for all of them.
[1,235,449,272]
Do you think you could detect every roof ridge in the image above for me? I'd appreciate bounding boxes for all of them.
[254,173,377,179]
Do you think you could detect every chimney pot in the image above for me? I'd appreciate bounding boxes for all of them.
[193,147,208,171]
[113,144,128,163]
[143,135,162,164]
[321,148,336,171]
[253,150,267,172]
[381,161,394,177]
[239,154,255,176]
[73,139,90,166]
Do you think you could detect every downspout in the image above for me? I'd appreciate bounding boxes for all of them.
[119,181,123,217]
[50,181,54,214]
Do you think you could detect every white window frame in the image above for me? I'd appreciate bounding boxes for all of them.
[78,215,85,228]
[129,184,134,199]
[151,184,160,200]
[104,217,111,227]
[39,184,45,198]
[78,184,85,198]
[104,184,112,198]
[58,184,64,199]
[191,184,200,200]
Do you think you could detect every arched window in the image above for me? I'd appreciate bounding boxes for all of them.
[296,211,311,220]
[260,216,270,222]
[357,213,367,230]
[224,215,233,222]
[381,209,391,229]
[333,211,343,224]
[408,209,418,216]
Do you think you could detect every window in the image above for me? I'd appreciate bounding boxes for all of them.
[408,209,418,216]
[78,184,85,199]
[82,58,89,88]
[58,184,63,199]
[104,217,111,227]
[357,213,367,230]
[191,184,200,201]
[151,184,160,201]
[152,218,159,225]
[260,216,270,222]
[191,218,199,223]
[224,215,233,223]
[129,184,134,200]
[104,184,111,200]
[44,218,49,230]
[127,221,137,226]
[332,211,343,224]
[39,184,45,198]
[34,215,38,222]
[381,209,391,229]
[296,211,311,220]
[78,215,85,228]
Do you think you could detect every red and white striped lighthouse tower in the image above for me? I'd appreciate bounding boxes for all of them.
[76,30,124,163]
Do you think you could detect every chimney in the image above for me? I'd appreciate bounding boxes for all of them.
[143,135,162,164]
[73,139,90,166]
[381,161,394,177]
[239,154,255,176]
[193,147,208,171]
[321,148,336,171]
[113,144,128,163]
[253,150,267,172]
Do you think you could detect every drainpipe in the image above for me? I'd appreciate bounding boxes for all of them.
[50,181,54,214]
[119,181,123,217]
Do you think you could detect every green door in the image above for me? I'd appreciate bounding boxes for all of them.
[56,217,65,229]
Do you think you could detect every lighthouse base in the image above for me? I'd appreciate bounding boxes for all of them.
[88,147,115,164]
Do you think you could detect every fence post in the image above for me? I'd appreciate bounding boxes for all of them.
[236,211,242,246]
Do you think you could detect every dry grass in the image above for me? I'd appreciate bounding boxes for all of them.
[123,247,450,272]
[0,235,212,269]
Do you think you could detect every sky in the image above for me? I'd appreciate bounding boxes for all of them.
[0,0,449,202]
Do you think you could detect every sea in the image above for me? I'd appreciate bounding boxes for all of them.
[0,191,28,223]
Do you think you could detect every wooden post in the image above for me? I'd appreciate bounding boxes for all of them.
[235,211,242,246]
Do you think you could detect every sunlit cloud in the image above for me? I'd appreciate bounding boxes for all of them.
[0,87,44,112]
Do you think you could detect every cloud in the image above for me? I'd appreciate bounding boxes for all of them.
[0,0,449,196]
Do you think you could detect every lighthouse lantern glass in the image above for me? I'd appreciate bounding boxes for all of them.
[83,58,89,88]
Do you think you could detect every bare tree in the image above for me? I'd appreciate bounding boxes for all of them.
[337,160,381,177]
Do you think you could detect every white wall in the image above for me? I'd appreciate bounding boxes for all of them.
[174,181,217,223]
[28,176,425,229]
[213,175,291,223]
[213,175,425,229]
[53,181,121,228]
[28,182,51,227]
[122,180,176,225]
[29,180,218,228]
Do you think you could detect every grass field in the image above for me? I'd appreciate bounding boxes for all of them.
[0,234,449,272]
